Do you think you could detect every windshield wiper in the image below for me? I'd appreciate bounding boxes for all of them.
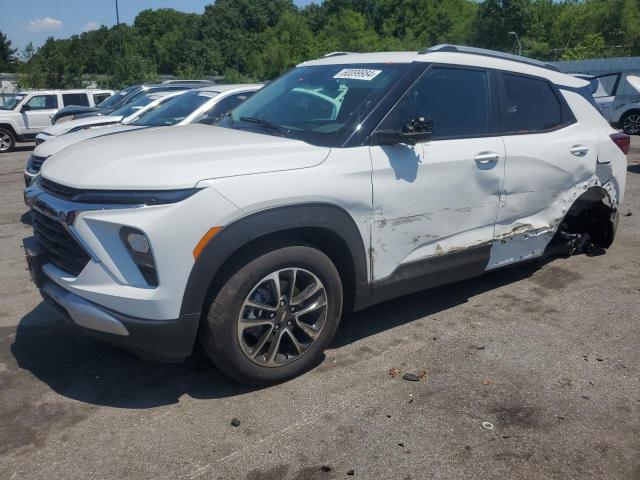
[239,116,288,137]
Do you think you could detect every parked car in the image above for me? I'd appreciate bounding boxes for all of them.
[51,82,209,124]
[24,84,261,185]
[0,89,114,152]
[572,72,640,134]
[23,45,628,384]
[34,90,188,145]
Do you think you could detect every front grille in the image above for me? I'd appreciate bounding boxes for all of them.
[26,155,48,174]
[39,177,76,201]
[31,210,90,276]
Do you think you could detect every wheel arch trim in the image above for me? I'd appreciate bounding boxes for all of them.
[179,202,371,321]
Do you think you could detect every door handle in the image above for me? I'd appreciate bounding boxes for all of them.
[570,146,589,157]
[474,152,500,164]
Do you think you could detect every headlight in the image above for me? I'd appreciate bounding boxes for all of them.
[120,227,158,287]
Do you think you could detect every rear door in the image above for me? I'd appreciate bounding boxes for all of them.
[370,66,505,284]
[492,73,598,269]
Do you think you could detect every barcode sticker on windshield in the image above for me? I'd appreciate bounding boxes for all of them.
[333,69,382,81]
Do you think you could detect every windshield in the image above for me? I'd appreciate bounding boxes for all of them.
[0,94,26,110]
[111,94,159,118]
[220,64,407,146]
[133,90,214,127]
[97,85,138,108]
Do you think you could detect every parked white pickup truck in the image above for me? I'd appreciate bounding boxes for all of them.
[0,89,113,152]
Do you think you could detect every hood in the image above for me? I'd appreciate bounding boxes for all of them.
[41,124,331,190]
[53,105,101,121]
[34,124,146,158]
[44,115,124,137]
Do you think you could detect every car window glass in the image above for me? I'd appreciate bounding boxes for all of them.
[379,67,490,139]
[222,63,407,147]
[502,74,562,133]
[93,93,111,105]
[62,93,90,107]
[594,74,619,97]
[25,94,59,110]
[133,91,211,126]
[196,92,255,125]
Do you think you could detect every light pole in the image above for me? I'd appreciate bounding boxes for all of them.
[509,31,522,56]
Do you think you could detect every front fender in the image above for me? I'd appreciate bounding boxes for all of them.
[179,202,371,320]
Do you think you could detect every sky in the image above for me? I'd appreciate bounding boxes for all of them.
[1,0,317,52]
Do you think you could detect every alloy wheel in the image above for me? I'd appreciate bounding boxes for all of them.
[623,114,640,135]
[237,268,328,367]
[0,132,11,152]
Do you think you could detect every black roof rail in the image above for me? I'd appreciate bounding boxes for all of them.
[420,44,559,72]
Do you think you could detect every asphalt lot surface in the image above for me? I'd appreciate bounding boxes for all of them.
[1,141,639,480]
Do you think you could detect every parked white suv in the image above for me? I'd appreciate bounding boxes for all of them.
[0,89,114,152]
[24,84,261,185]
[23,45,628,384]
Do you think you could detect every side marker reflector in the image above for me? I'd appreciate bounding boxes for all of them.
[193,227,222,259]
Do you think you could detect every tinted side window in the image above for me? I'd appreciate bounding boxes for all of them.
[502,75,562,133]
[380,67,490,139]
[25,95,58,110]
[93,93,111,105]
[62,93,90,107]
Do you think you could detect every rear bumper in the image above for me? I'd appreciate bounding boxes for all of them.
[40,280,200,361]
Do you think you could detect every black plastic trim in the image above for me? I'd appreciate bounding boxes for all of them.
[40,283,199,360]
[370,244,491,306]
[180,203,371,319]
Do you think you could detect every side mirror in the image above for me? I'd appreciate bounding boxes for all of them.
[371,116,433,146]
[21,104,31,112]
[371,129,432,146]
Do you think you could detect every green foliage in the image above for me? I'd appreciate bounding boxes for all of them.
[7,0,640,88]
[0,30,18,72]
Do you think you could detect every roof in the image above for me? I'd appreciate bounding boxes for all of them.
[300,48,588,88]
[194,83,263,93]
[16,88,113,95]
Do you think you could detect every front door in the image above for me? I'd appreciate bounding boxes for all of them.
[370,66,505,286]
[21,94,59,134]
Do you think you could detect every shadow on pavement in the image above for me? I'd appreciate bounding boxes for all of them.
[332,261,537,348]
[8,303,258,409]
[8,262,539,409]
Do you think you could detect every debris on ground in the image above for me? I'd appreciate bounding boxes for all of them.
[388,367,401,377]
[624,211,633,216]
[417,370,427,379]
[597,358,604,362]
[397,442,405,447]
[386,414,391,418]
[347,469,355,476]
[320,466,331,472]
[402,372,420,381]
[230,418,241,427]
[482,422,494,430]
[483,379,492,385]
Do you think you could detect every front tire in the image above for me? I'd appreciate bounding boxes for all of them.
[200,245,343,385]
[621,111,640,135]
[0,128,16,153]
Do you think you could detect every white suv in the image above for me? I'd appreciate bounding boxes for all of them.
[0,89,114,152]
[23,45,628,384]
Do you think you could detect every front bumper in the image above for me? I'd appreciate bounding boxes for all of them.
[40,279,200,360]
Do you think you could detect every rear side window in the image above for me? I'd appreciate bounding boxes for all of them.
[93,93,111,105]
[380,67,490,140]
[25,95,58,110]
[62,93,90,107]
[502,75,563,133]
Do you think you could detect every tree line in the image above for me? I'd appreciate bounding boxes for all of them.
[2,0,640,89]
